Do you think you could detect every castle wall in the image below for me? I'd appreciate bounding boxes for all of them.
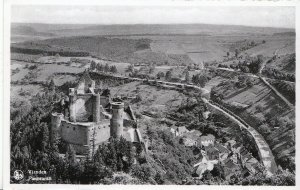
[124,119,136,127]
[61,121,90,146]
[77,81,85,94]
[74,94,94,122]
[69,94,106,123]
[93,122,111,145]
[70,144,90,155]
[60,120,112,155]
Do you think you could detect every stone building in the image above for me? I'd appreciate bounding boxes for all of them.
[51,71,145,156]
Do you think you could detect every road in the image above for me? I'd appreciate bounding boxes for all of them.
[259,77,294,108]
[210,67,295,85]
[258,55,294,107]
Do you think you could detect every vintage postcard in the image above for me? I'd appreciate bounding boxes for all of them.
[1,0,299,189]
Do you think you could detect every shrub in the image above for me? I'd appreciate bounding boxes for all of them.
[28,65,37,70]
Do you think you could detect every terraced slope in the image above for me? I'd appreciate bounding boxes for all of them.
[211,78,295,171]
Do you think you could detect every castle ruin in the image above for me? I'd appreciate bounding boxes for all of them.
[51,71,144,156]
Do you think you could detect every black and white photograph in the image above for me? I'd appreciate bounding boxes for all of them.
[2,0,298,188]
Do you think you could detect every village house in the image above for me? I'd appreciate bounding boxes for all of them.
[214,143,230,161]
[222,157,241,180]
[202,111,211,120]
[180,132,202,147]
[176,126,189,136]
[200,134,215,147]
[193,149,218,179]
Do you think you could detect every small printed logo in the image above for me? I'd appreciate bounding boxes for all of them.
[13,170,24,181]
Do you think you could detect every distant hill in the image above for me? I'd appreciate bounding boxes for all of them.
[273,32,295,36]
[12,23,295,37]
[11,35,196,66]
[11,25,55,37]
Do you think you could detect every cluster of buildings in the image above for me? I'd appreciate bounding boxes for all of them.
[170,126,202,147]
[169,122,262,180]
[51,71,146,157]
[193,135,263,180]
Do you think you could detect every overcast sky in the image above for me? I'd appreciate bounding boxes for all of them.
[11,5,295,28]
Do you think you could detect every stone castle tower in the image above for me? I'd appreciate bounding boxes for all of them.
[110,102,124,138]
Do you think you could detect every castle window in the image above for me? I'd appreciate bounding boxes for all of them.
[73,127,75,131]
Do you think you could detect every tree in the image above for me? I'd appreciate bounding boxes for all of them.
[240,65,250,73]
[249,55,264,73]
[110,65,118,73]
[81,158,112,184]
[104,63,110,73]
[65,144,76,164]
[235,49,240,58]
[68,161,83,183]
[49,79,56,92]
[131,164,153,182]
[40,123,49,151]
[126,64,134,73]
[154,172,165,184]
[156,71,165,79]
[165,70,172,81]
[90,61,96,70]
[185,71,190,83]
[192,74,208,88]
[202,170,213,181]
[96,64,103,72]
[210,164,224,179]
[259,124,271,135]
[149,65,155,74]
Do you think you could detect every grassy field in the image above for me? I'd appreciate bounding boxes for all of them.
[110,81,186,114]
[11,60,84,82]
[244,36,295,57]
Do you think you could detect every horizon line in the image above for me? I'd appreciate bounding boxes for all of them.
[11,22,295,30]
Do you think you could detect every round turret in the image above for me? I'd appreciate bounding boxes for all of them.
[93,93,101,123]
[51,112,64,142]
[110,102,124,139]
[69,94,76,122]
